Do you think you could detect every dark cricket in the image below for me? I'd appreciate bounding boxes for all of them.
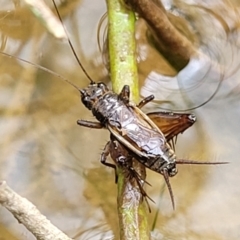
[51,0,228,209]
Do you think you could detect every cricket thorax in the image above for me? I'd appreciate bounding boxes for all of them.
[92,93,125,124]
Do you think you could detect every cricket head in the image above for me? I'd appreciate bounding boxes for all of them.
[80,82,109,110]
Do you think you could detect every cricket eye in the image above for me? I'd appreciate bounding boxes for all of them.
[81,95,89,104]
[82,96,93,110]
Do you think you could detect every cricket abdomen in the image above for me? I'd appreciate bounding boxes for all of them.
[143,144,177,176]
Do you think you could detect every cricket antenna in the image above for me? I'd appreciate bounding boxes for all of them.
[52,0,95,84]
[147,58,225,112]
[163,169,175,210]
[97,12,108,53]
[175,159,229,165]
[175,70,223,111]
[0,52,80,91]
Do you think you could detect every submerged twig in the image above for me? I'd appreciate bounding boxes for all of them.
[126,0,197,70]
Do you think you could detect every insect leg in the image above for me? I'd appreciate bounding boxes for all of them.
[77,120,103,129]
[111,141,154,211]
[128,170,154,212]
[137,95,155,108]
[118,85,130,104]
[100,141,118,182]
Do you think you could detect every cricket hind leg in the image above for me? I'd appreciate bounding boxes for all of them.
[137,95,155,108]
[101,139,154,211]
[125,164,154,212]
[112,140,154,212]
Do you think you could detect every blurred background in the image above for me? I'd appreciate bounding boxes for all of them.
[0,0,240,239]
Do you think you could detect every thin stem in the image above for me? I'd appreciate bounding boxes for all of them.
[106,0,150,239]
[107,0,139,102]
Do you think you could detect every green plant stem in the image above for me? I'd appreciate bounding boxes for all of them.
[107,0,139,102]
[106,0,150,239]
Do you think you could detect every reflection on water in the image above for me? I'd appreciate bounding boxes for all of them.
[0,1,240,240]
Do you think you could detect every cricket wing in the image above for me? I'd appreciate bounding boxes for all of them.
[147,112,196,143]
